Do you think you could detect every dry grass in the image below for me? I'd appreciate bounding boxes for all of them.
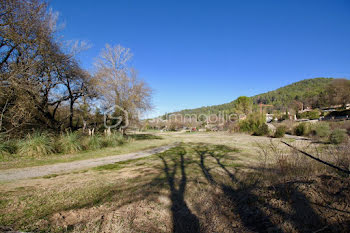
[0,132,349,232]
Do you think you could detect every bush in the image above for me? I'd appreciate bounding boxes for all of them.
[293,123,310,136]
[253,123,269,136]
[274,126,286,138]
[311,122,330,139]
[0,140,18,156]
[100,133,124,148]
[19,132,55,157]
[79,133,126,151]
[58,132,82,153]
[329,129,347,145]
[297,110,320,120]
[86,135,102,150]
[239,113,269,136]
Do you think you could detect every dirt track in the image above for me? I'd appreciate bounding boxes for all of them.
[0,144,176,182]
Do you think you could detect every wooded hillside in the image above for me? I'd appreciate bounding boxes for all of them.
[168,78,334,116]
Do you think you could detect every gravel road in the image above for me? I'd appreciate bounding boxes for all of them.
[0,144,176,182]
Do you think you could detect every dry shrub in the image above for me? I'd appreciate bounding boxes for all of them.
[257,140,327,183]
[257,139,350,185]
[274,126,286,138]
[327,141,350,174]
[329,129,348,145]
[293,123,311,136]
[329,120,350,133]
[275,120,296,135]
[224,121,240,133]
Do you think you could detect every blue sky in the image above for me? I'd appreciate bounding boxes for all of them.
[51,0,350,117]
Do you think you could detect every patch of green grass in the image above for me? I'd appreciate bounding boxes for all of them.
[127,134,162,140]
[222,162,243,168]
[94,163,124,171]
[93,157,148,171]
[42,174,59,179]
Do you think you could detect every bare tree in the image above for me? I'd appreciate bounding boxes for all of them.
[93,44,152,133]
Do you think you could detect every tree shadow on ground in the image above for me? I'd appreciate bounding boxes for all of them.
[158,146,200,233]
[194,145,280,232]
[193,143,328,233]
[30,143,339,233]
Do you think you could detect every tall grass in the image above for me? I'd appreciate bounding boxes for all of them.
[58,132,82,154]
[82,133,125,150]
[18,132,55,157]
[87,135,102,150]
[0,139,18,157]
[1,131,127,158]
[101,133,125,147]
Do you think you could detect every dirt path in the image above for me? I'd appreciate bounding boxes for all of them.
[0,144,176,182]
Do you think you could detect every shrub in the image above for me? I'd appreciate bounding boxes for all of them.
[274,126,286,138]
[311,122,330,139]
[331,141,350,173]
[329,129,347,145]
[293,123,310,136]
[239,113,269,136]
[86,135,102,150]
[253,123,269,136]
[58,132,82,153]
[297,110,320,120]
[19,132,55,157]
[0,140,18,156]
[80,133,125,151]
[100,133,124,148]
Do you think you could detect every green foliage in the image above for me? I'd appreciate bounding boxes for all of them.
[81,133,125,151]
[239,114,269,136]
[297,110,320,120]
[311,122,330,138]
[329,129,347,144]
[252,78,333,109]
[253,123,269,136]
[293,123,310,136]
[0,140,18,156]
[100,133,125,148]
[58,132,82,154]
[19,133,55,157]
[234,96,253,115]
[86,135,102,150]
[274,126,286,138]
[166,78,333,117]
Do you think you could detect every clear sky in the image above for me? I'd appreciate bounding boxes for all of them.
[50,0,350,117]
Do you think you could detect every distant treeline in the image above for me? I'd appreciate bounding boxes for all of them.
[165,78,349,117]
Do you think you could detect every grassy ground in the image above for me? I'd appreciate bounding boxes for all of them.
[0,132,349,232]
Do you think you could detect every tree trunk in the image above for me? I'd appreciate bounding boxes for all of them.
[69,100,74,129]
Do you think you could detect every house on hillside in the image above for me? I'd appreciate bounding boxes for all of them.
[321,104,350,112]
